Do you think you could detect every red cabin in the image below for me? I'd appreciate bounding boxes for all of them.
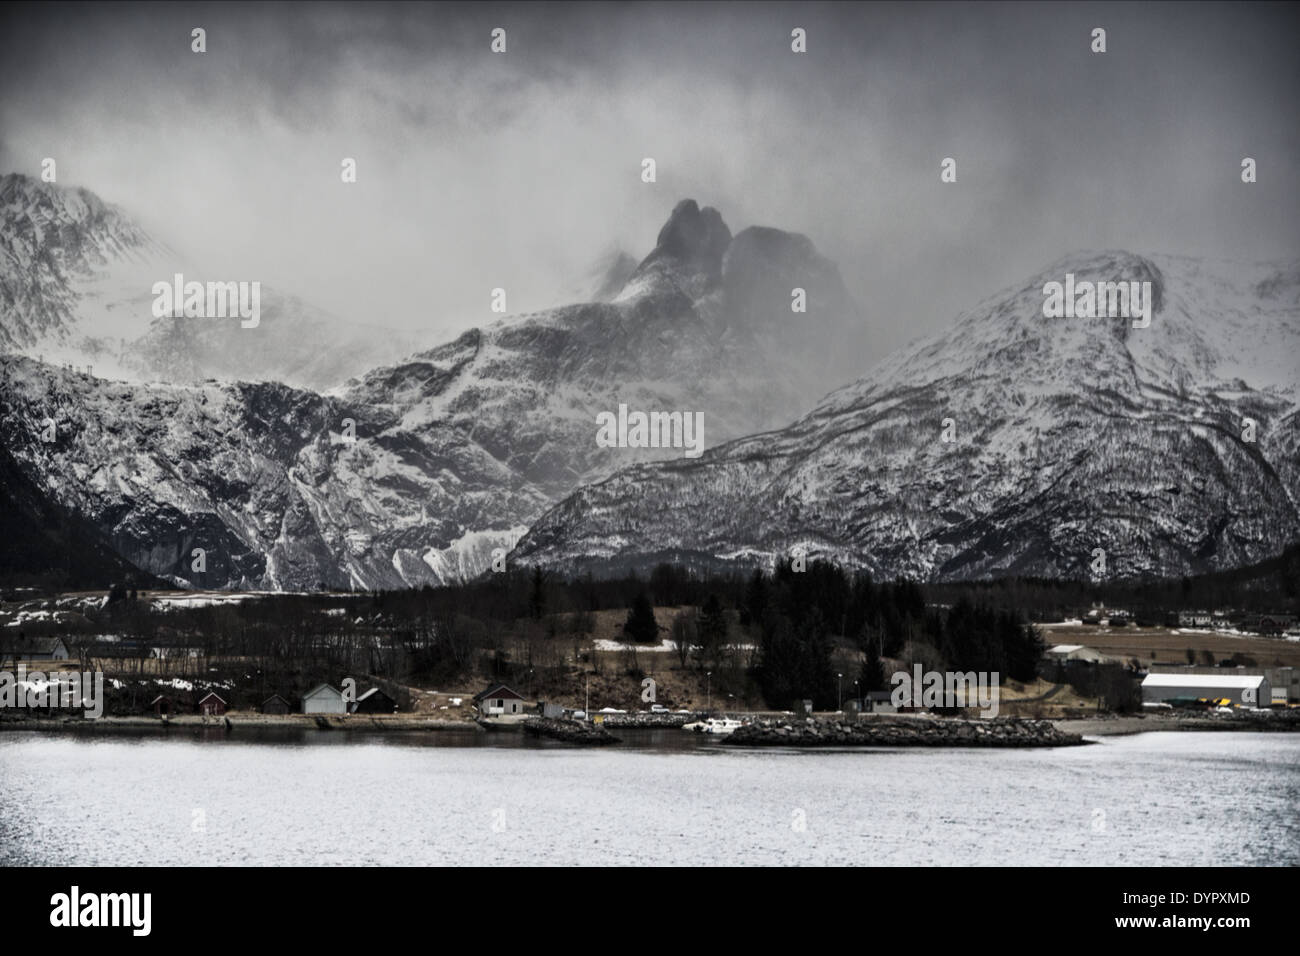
[198,691,228,716]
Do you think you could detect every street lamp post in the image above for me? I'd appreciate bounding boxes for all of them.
[837,673,843,712]
[706,671,712,714]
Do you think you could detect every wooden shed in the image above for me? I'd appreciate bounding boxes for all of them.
[7,635,70,662]
[198,691,228,716]
[351,687,397,714]
[473,683,527,716]
[261,694,291,715]
[150,694,174,717]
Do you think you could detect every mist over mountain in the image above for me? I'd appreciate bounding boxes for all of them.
[0,173,421,390]
[566,247,639,304]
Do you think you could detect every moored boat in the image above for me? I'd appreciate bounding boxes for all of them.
[701,717,743,735]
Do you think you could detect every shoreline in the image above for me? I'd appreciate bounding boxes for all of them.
[3,711,1296,742]
[1056,712,1300,736]
[0,713,480,733]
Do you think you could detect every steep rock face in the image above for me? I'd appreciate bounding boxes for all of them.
[0,444,163,588]
[721,225,862,384]
[1,190,868,589]
[0,356,547,590]
[723,227,837,327]
[513,251,1300,581]
[0,173,419,390]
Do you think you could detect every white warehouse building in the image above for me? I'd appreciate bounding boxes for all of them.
[301,683,348,715]
[1141,673,1271,708]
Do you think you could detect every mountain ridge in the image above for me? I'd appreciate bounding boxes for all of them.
[1,186,869,589]
[512,249,1300,581]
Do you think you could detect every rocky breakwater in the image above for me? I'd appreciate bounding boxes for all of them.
[600,712,698,729]
[523,717,621,745]
[723,715,1086,748]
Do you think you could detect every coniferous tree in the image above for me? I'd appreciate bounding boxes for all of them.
[858,637,888,692]
[696,593,728,664]
[623,592,659,643]
[528,566,545,620]
[1004,620,1044,682]
[741,570,767,628]
[756,613,801,709]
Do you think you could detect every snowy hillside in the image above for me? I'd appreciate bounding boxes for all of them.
[513,251,1300,581]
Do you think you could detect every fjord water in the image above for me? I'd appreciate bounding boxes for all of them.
[1,730,1296,866]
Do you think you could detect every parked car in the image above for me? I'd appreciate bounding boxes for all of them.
[649,704,669,713]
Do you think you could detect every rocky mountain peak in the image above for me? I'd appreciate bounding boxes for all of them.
[721,225,849,323]
[1033,249,1166,315]
[653,199,731,269]
[619,200,732,299]
[1,172,155,259]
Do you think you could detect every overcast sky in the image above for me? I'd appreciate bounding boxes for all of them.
[2,0,1298,367]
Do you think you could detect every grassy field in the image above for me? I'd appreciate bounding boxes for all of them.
[1039,622,1300,667]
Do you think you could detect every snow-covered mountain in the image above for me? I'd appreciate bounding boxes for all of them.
[1,196,868,589]
[0,173,418,390]
[339,200,865,497]
[0,355,546,589]
[513,251,1300,581]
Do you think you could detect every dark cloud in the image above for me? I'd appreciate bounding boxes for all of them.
[2,1,1297,370]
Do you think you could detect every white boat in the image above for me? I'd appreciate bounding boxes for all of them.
[700,717,743,735]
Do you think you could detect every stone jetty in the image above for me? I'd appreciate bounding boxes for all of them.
[723,715,1086,748]
[523,717,621,745]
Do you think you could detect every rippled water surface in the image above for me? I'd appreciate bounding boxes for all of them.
[1,729,1296,865]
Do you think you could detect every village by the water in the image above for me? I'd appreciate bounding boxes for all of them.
[4,578,1298,748]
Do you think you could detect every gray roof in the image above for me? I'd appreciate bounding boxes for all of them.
[1142,674,1266,689]
[8,635,67,653]
[473,683,524,702]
